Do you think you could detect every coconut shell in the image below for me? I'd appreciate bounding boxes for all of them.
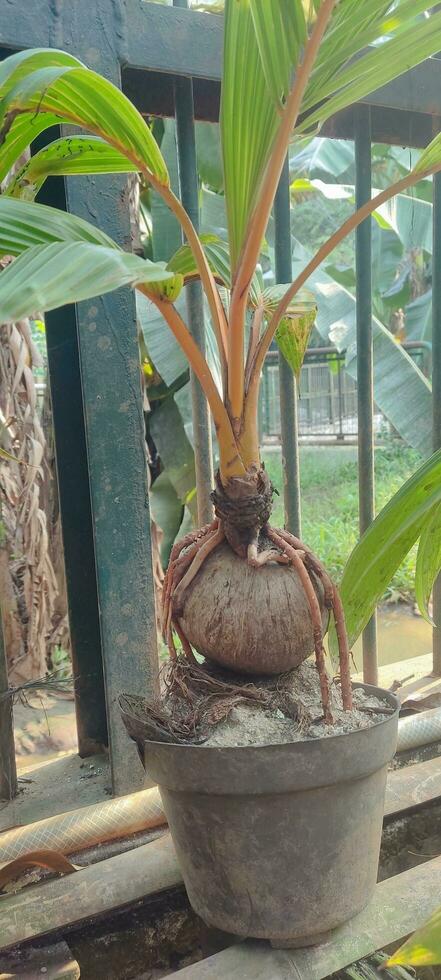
[178,541,329,675]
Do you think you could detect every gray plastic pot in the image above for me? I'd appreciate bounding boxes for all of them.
[143,683,399,947]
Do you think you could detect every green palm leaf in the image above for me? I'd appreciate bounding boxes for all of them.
[5,136,138,201]
[0,49,84,183]
[220,0,279,273]
[0,53,168,185]
[387,905,441,968]
[168,235,232,286]
[298,3,441,133]
[0,198,117,255]
[168,234,265,304]
[329,450,441,657]
[248,0,306,108]
[0,48,83,92]
[415,501,441,624]
[0,243,180,323]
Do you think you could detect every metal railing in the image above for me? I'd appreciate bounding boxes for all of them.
[260,344,430,444]
[1,0,441,797]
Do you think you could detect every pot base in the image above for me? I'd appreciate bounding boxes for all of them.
[270,929,333,949]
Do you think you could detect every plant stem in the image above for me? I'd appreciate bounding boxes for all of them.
[140,288,246,480]
[227,0,337,420]
[249,163,441,391]
[162,186,228,369]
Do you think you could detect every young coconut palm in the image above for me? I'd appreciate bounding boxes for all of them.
[2,2,441,722]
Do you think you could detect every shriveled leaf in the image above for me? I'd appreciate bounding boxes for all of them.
[0,52,168,185]
[275,308,317,381]
[0,242,179,323]
[415,500,441,624]
[259,283,317,319]
[329,449,441,657]
[6,136,138,201]
[0,197,117,256]
[0,849,78,890]
[387,905,441,968]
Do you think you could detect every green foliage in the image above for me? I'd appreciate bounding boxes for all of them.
[221,0,279,271]
[264,443,421,601]
[330,447,441,656]
[0,52,169,184]
[275,310,317,381]
[5,136,138,201]
[0,240,180,324]
[388,904,441,968]
[414,500,441,624]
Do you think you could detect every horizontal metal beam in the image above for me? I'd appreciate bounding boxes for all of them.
[2,1,441,125]
[127,1,223,79]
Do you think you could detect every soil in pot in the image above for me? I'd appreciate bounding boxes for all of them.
[201,661,391,746]
[121,656,392,749]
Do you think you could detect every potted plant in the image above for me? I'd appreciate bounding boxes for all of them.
[1,1,441,945]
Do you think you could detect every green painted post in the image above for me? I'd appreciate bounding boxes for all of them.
[36,150,108,757]
[274,156,302,537]
[432,172,441,675]
[0,596,17,800]
[42,1,160,795]
[45,307,108,755]
[355,107,378,686]
[174,0,214,524]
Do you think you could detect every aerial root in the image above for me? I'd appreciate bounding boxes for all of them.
[266,526,334,725]
[272,527,352,712]
[162,521,224,663]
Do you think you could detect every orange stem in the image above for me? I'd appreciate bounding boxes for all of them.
[249,163,441,392]
[227,0,337,420]
[139,288,246,479]
[162,186,228,369]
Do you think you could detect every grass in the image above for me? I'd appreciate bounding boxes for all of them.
[262,441,422,602]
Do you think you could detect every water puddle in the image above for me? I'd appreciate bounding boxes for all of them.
[352,606,432,671]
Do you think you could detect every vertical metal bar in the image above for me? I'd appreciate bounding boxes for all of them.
[337,361,344,441]
[355,107,378,685]
[274,156,301,537]
[45,308,108,755]
[173,0,214,524]
[0,600,17,800]
[264,363,271,438]
[432,172,441,675]
[37,159,108,757]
